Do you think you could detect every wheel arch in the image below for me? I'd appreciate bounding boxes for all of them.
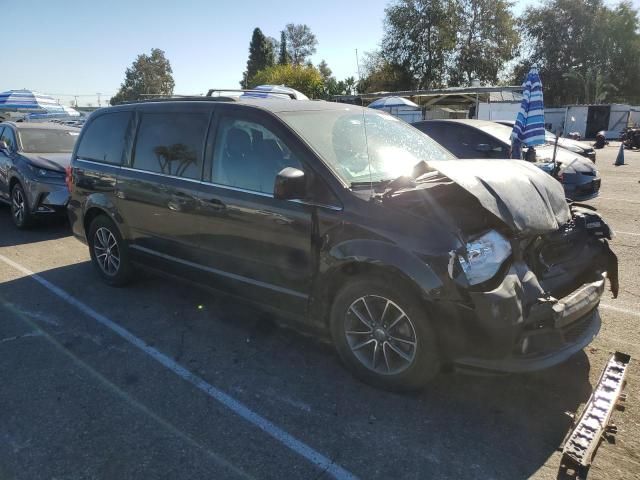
[310,239,444,331]
[82,193,129,241]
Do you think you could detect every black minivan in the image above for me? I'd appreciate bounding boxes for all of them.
[67,98,618,390]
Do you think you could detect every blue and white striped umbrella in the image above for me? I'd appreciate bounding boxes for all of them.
[511,68,545,158]
[0,89,65,113]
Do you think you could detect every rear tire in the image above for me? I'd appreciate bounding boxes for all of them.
[330,277,440,391]
[11,183,33,229]
[87,215,133,286]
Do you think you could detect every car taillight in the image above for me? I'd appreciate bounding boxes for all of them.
[65,166,73,193]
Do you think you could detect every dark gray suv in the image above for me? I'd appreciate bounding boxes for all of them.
[66,98,618,391]
[0,121,79,227]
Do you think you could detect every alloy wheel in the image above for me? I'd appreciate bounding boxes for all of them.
[93,227,120,276]
[12,187,25,224]
[344,295,418,375]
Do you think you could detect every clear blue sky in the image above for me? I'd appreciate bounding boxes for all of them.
[3,0,638,106]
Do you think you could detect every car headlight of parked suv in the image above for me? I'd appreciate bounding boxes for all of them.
[458,230,512,285]
[26,163,66,180]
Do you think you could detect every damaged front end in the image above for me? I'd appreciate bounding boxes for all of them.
[450,204,618,372]
[386,159,619,372]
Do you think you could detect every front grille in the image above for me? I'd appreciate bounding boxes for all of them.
[576,178,600,195]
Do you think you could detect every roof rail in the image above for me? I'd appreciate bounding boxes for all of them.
[118,95,238,105]
[206,88,296,99]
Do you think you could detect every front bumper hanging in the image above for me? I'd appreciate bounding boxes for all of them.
[559,351,631,479]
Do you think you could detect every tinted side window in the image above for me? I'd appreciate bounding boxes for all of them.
[76,112,131,164]
[1,127,16,151]
[212,117,302,194]
[459,128,507,159]
[420,124,475,158]
[133,112,208,180]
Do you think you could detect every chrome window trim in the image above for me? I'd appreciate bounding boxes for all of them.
[75,158,122,168]
[130,244,308,299]
[120,166,202,184]
[201,180,274,198]
[78,162,342,211]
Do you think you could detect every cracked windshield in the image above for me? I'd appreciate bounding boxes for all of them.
[0,0,638,479]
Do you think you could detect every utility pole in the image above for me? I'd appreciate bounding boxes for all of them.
[74,95,78,107]
[96,92,102,107]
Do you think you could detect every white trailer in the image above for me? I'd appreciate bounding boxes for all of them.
[477,102,521,121]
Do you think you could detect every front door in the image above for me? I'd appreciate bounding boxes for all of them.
[197,110,314,314]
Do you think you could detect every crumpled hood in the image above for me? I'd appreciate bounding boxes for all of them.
[424,159,571,236]
[21,152,71,172]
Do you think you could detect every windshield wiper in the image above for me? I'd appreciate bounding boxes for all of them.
[377,161,433,198]
[351,161,434,195]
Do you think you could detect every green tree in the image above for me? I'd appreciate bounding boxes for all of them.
[267,36,279,56]
[516,0,640,105]
[382,0,458,89]
[318,60,332,81]
[278,30,291,65]
[241,28,275,88]
[357,50,414,93]
[596,2,640,104]
[248,64,324,98]
[110,48,174,105]
[284,23,318,65]
[449,0,519,86]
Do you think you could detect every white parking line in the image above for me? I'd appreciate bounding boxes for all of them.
[0,254,357,480]
[598,197,640,204]
[615,230,640,237]
[600,303,640,318]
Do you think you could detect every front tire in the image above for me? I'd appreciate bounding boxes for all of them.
[330,277,440,391]
[87,215,133,286]
[11,183,33,229]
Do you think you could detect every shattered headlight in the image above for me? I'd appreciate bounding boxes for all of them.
[458,230,512,285]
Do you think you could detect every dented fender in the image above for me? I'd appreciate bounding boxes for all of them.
[324,239,445,297]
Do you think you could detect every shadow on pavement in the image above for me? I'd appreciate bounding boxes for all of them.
[0,204,71,247]
[0,259,594,480]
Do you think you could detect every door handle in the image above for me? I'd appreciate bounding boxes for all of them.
[203,198,226,211]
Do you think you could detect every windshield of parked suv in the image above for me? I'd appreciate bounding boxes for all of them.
[280,109,455,184]
[19,128,79,153]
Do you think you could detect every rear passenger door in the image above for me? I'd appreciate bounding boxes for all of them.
[116,106,211,262]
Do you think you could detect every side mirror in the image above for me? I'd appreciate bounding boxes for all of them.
[0,140,9,153]
[475,143,492,153]
[274,167,306,200]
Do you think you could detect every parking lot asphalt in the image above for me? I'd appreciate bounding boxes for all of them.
[1,144,639,480]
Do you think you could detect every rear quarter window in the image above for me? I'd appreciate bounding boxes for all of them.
[76,112,131,164]
[132,112,209,180]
